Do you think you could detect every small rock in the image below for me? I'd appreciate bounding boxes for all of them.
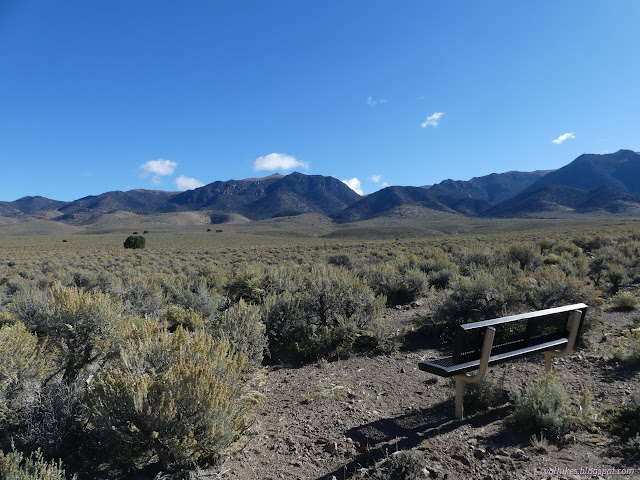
[466,438,478,446]
[400,367,406,373]
[425,464,442,478]
[325,441,338,454]
[474,448,486,459]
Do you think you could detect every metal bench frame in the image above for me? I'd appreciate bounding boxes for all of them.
[418,303,587,419]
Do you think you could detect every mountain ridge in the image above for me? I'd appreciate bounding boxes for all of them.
[3,150,640,225]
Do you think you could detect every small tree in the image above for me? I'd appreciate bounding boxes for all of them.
[124,235,145,249]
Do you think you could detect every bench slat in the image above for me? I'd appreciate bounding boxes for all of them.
[418,338,569,377]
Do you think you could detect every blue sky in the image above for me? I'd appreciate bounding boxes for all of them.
[1,1,639,201]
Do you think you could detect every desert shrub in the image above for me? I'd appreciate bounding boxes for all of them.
[506,243,541,271]
[359,263,427,306]
[21,283,123,383]
[110,275,166,317]
[462,378,508,414]
[88,322,257,472]
[224,267,266,304]
[163,277,223,319]
[262,265,385,360]
[431,269,515,329]
[603,392,640,459]
[419,253,459,289]
[611,291,640,311]
[0,443,76,480]
[605,264,629,293]
[351,449,427,480]
[0,322,54,429]
[209,299,267,365]
[572,233,610,252]
[16,381,82,460]
[195,264,226,290]
[163,306,206,331]
[510,371,590,440]
[426,268,457,290]
[460,247,495,270]
[515,266,596,311]
[326,253,354,269]
[123,235,145,249]
[612,327,640,364]
[7,285,48,328]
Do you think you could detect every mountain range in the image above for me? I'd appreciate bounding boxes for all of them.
[2,150,640,228]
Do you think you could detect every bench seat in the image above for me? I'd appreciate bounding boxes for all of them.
[418,337,569,377]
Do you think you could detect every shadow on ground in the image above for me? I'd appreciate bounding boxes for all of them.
[317,402,513,480]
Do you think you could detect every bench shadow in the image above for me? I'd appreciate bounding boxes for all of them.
[316,401,512,480]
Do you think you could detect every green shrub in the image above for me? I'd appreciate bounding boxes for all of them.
[224,267,266,304]
[0,322,54,428]
[426,268,457,290]
[515,266,596,311]
[603,392,640,459]
[88,322,258,472]
[0,443,76,480]
[510,371,590,440]
[431,269,514,328]
[163,306,206,331]
[123,235,145,249]
[612,327,640,364]
[326,253,354,269]
[262,265,385,360]
[41,283,123,383]
[506,243,541,271]
[462,378,508,414]
[605,264,629,292]
[209,299,267,365]
[611,291,640,311]
[359,263,427,306]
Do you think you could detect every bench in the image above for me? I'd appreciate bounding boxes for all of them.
[418,303,588,419]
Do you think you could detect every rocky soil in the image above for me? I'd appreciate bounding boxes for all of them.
[206,305,639,480]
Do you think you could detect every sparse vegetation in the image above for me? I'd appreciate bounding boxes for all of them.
[0,443,76,480]
[351,449,428,480]
[611,290,640,311]
[603,392,640,459]
[612,326,640,364]
[510,371,592,440]
[0,223,638,478]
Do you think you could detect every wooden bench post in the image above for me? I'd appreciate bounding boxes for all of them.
[544,310,582,371]
[453,326,496,419]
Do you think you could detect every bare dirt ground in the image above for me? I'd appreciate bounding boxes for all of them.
[208,306,640,480]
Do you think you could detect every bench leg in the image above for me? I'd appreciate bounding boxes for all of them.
[455,377,464,419]
[453,326,496,419]
[543,310,582,372]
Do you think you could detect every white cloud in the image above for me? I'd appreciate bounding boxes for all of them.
[367,96,387,106]
[370,175,383,183]
[140,159,178,184]
[552,132,576,144]
[341,177,363,195]
[176,175,204,190]
[254,153,309,171]
[140,159,177,176]
[420,112,444,128]
[381,182,389,188]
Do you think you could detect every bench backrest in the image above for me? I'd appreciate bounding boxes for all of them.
[451,303,588,365]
